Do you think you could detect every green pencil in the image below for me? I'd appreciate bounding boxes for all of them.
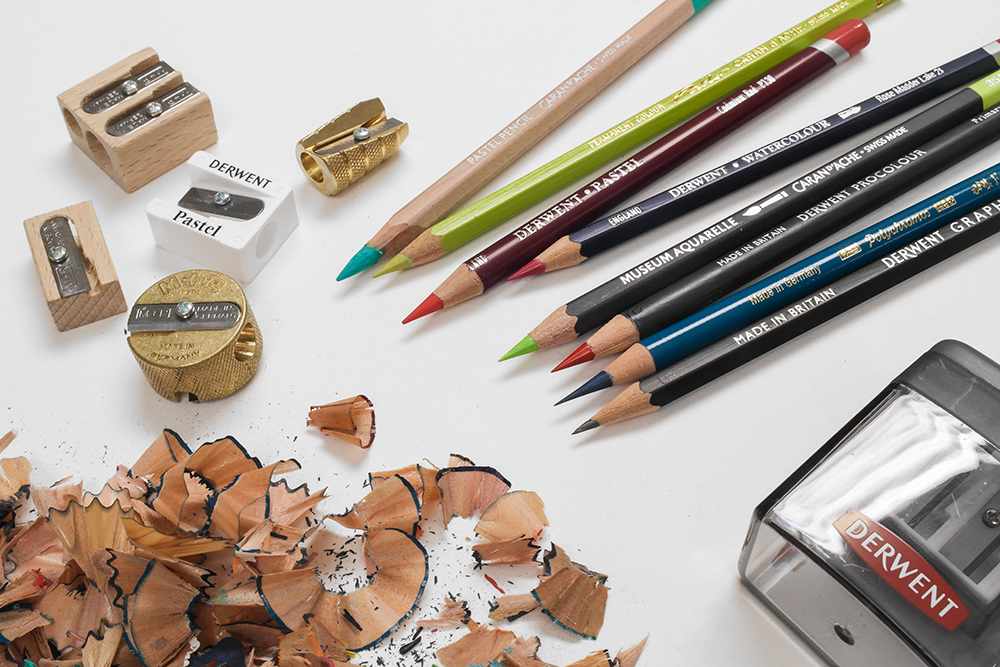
[374,0,897,277]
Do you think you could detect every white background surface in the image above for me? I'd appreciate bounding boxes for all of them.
[3,0,1000,665]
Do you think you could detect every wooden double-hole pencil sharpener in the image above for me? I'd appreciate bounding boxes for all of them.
[24,201,127,332]
[57,48,217,193]
[147,151,298,284]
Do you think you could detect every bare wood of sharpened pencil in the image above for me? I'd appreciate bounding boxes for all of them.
[434,265,485,308]
[606,344,657,385]
[591,383,658,427]
[586,315,641,358]
[533,237,587,273]
[368,0,698,258]
[528,306,580,350]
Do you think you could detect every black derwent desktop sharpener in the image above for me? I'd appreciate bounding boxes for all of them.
[740,340,1000,667]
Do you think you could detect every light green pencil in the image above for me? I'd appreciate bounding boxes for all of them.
[374,0,896,277]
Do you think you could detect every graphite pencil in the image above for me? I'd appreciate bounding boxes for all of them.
[337,0,717,279]
[502,64,1000,363]
[374,0,895,277]
[403,21,870,323]
[516,39,1000,279]
[563,98,1000,367]
[561,142,1000,403]
[576,194,1000,432]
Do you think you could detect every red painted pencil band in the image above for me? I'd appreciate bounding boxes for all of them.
[403,19,870,324]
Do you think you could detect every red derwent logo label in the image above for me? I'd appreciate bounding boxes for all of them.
[834,509,970,631]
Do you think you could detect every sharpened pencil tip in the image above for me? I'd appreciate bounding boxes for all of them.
[552,343,594,372]
[499,335,539,362]
[373,253,413,277]
[556,371,614,405]
[572,420,599,435]
[338,245,384,280]
[508,259,547,281]
[402,293,443,324]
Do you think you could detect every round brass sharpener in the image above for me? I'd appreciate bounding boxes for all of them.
[127,269,261,401]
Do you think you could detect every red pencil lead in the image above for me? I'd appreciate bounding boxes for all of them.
[508,259,547,281]
[402,294,443,324]
[552,342,594,372]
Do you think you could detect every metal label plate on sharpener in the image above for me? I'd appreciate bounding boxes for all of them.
[82,62,175,114]
[128,301,242,332]
[40,217,90,298]
[106,82,200,137]
[178,188,265,221]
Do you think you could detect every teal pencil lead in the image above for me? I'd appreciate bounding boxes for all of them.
[338,245,383,280]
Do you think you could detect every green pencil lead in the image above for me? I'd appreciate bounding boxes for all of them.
[372,253,413,278]
[499,335,538,362]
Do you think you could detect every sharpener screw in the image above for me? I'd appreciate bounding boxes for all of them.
[47,245,68,263]
[176,301,195,320]
[146,101,163,117]
[983,508,1000,527]
[353,127,371,142]
[214,191,231,206]
[122,79,139,95]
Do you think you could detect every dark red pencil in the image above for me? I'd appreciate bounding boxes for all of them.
[403,20,871,324]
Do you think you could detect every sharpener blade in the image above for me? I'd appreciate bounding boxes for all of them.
[127,301,242,332]
[106,83,200,137]
[82,62,175,114]
[40,217,90,298]
[178,188,265,221]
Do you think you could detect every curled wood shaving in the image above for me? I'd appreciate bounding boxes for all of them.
[532,545,609,640]
[415,597,470,630]
[307,395,375,449]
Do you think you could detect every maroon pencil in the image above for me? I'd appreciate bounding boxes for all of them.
[403,20,870,324]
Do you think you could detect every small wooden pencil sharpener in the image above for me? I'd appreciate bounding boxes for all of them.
[24,201,127,332]
[296,98,408,195]
[127,269,261,402]
[57,48,217,193]
[146,151,298,283]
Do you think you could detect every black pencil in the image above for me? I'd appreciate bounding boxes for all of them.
[501,51,1000,365]
[576,194,1000,433]
[564,103,1000,367]
[510,40,1000,280]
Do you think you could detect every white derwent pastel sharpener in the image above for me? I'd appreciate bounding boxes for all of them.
[146,151,298,283]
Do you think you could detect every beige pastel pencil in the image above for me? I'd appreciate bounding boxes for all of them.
[339,0,712,280]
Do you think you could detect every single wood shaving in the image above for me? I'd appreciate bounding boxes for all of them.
[307,395,375,449]
[532,545,609,640]
[476,490,548,542]
[489,592,540,622]
[415,596,470,630]
[613,636,648,667]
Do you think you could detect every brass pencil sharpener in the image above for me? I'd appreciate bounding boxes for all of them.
[127,269,261,401]
[296,98,408,195]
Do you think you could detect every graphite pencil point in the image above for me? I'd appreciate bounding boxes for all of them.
[338,245,384,280]
[556,371,614,405]
[572,420,600,435]
[508,259,547,281]
[373,253,413,278]
[499,335,538,362]
[402,294,443,324]
[552,343,594,372]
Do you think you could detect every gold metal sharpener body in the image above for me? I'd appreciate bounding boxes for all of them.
[296,98,408,195]
[127,269,261,401]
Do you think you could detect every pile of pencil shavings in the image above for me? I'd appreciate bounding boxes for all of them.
[0,429,645,667]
